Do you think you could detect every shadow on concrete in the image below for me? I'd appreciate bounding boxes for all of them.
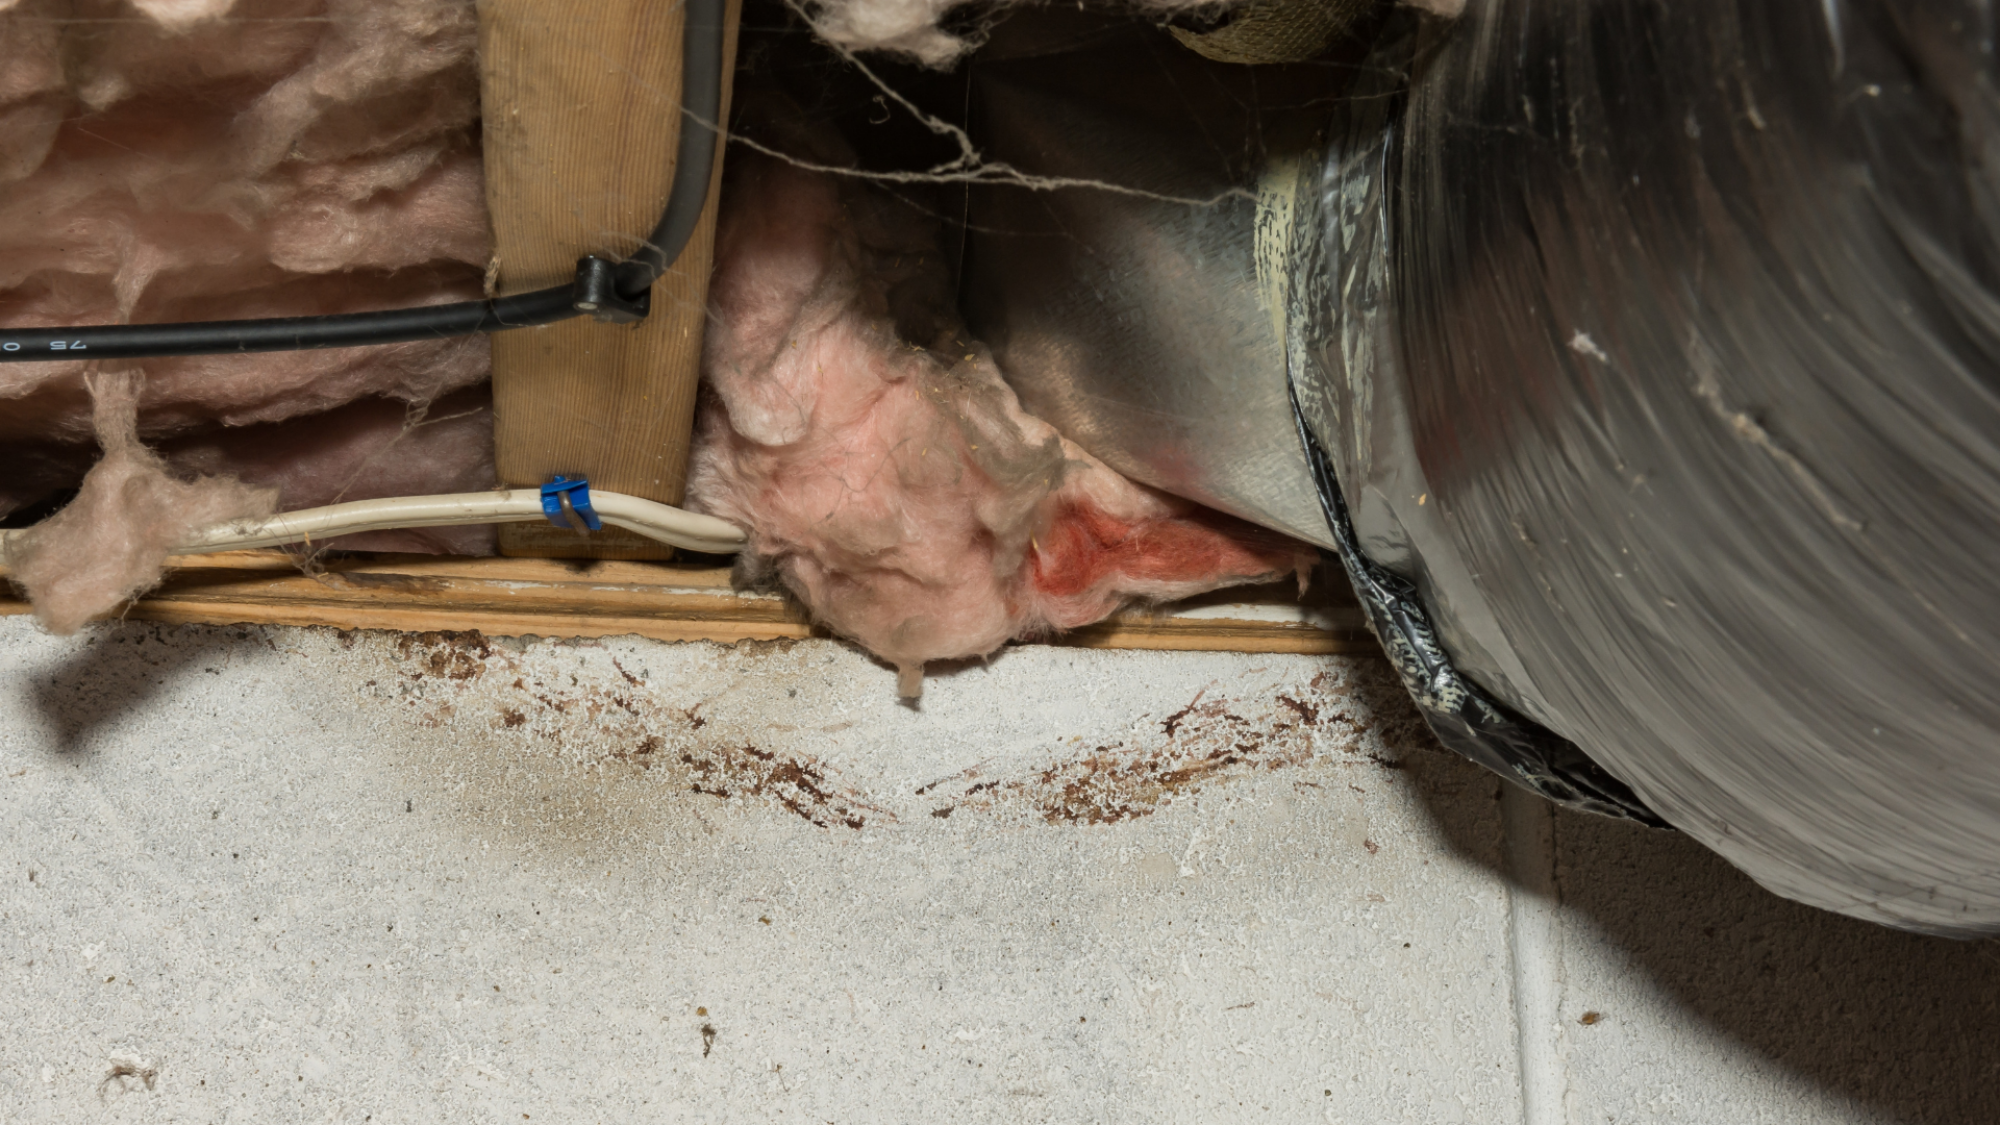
[21,622,237,754]
[1550,808,2000,1124]
[1333,648,2000,1122]
[1340,655,1515,869]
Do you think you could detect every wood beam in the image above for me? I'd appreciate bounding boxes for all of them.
[0,552,1374,657]
[477,0,741,559]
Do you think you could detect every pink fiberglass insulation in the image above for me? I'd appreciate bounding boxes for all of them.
[159,384,498,556]
[686,147,1313,695]
[805,0,1244,67]
[803,0,1458,69]
[3,4,1314,664]
[5,371,278,634]
[0,0,491,482]
[2,378,493,630]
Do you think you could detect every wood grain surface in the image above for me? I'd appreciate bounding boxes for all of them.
[478,0,742,559]
[0,552,1374,656]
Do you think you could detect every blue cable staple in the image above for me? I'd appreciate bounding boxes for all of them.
[540,476,602,533]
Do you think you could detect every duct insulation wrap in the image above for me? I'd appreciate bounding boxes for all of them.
[1289,0,2000,936]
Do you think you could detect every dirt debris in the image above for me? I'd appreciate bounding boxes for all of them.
[382,630,884,831]
[683,744,880,830]
[394,630,492,682]
[919,681,1387,825]
[375,631,1421,832]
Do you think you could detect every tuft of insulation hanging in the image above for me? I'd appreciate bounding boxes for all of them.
[2,372,276,634]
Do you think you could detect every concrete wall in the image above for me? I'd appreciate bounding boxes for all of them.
[1,616,1993,1122]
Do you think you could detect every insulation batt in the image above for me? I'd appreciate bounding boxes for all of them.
[3,0,1311,656]
[806,0,1242,65]
[0,0,490,481]
[1,383,495,624]
[4,372,277,634]
[159,385,499,556]
[804,0,1457,67]
[1,381,495,627]
[688,151,1313,695]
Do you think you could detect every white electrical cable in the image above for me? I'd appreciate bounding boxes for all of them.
[0,488,748,559]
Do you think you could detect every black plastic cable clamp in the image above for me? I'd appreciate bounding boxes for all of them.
[570,256,651,324]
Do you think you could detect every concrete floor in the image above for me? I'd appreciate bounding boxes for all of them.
[1,616,1995,1123]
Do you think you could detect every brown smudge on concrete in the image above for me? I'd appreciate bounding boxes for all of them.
[1159,689,1207,737]
[377,631,882,834]
[99,1058,159,1100]
[1277,695,1319,724]
[922,686,1367,825]
[609,656,644,687]
[682,744,879,830]
[367,631,1426,841]
[1034,743,1265,825]
[613,735,664,766]
[395,630,493,682]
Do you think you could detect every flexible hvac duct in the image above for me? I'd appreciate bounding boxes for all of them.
[969,0,2000,935]
[1291,0,2000,936]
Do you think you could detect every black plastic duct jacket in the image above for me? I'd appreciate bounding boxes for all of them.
[1291,0,2000,936]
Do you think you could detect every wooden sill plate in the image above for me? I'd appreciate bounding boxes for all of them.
[0,551,1375,656]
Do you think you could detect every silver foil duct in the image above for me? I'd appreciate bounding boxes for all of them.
[962,15,1338,549]
[1298,0,2000,936]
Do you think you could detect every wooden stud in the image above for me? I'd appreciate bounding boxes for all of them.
[477,0,742,559]
[0,552,1375,657]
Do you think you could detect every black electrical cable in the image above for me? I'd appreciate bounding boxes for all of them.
[0,0,726,364]
[0,287,581,363]
[614,0,726,299]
